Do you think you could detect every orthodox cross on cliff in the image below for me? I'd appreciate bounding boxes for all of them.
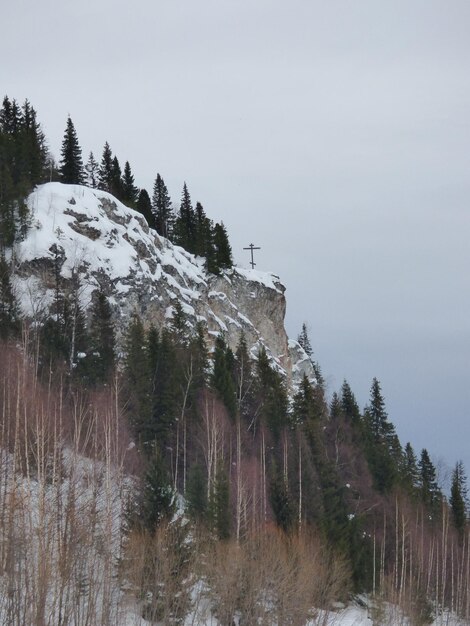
[243,243,261,269]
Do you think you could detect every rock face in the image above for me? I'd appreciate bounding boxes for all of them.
[13,183,314,386]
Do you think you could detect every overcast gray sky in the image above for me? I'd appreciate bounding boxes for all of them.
[3,0,470,483]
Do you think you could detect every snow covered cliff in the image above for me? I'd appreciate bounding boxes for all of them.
[13,183,314,385]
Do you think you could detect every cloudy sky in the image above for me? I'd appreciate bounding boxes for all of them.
[3,0,470,482]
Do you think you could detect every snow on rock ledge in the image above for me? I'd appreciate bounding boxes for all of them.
[14,183,315,386]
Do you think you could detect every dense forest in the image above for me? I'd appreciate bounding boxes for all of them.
[0,96,469,625]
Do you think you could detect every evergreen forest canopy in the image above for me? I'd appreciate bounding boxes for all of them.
[0,96,469,625]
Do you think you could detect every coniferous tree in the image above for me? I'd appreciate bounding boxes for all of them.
[363,378,399,492]
[401,442,420,493]
[150,328,180,443]
[59,116,84,184]
[152,173,173,238]
[134,452,175,530]
[212,222,232,270]
[292,374,320,425]
[0,254,19,339]
[185,463,208,522]
[418,448,441,515]
[98,142,113,191]
[450,461,468,536]
[269,462,294,532]
[85,151,99,188]
[297,322,313,357]
[18,100,48,186]
[210,464,231,539]
[87,290,115,384]
[297,322,324,387]
[254,346,288,438]
[110,155,122,199]
[234,332,254,421]
[340,380,361,425]
[211,334,237,417]
[136,188,156,229]
[169,300,189,346]
[173,182,195,251]
[121,161,139,207]
[124,315,152,443]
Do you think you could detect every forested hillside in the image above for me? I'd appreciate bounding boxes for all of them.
[0,96,469,626]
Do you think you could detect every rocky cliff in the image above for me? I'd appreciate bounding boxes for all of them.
[12,183,314,386]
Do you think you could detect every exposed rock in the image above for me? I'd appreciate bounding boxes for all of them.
[13,183,315,388]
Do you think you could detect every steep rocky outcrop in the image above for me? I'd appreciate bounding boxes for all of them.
[13,183,314,386]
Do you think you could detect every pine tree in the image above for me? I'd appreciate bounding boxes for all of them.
[121,161,139,207]
[85,152,98,188]
[152,173,173,238]
[59,116,84,184]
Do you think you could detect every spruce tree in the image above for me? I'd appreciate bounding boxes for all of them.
[59,116,84,184]
[234,332,254,421]
[211,334,237,417]
[213,222,232,270]
[152,173,173,238]
[401,442,420,493]
[136,188,156,230]
[450,461,468,536]
[110,156,122,199]
[363,378,399,493]
[98,142,113,191]
[135,452,175,530]
[185,463,208,522]
[254,346,288,438]
[124,315,152,443]
[0,254,19,339]
[340,380,361,424]
[209,464,231,539]
[87,290,115,384]
[292,374,320,425]
[173,182,195,251]
[121,161,139,207]
[297,322,324,387]
[418,448,441,514]
[85,152,98,188]
[297,322,313,357]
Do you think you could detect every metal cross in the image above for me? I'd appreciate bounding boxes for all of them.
[243,243,261,269]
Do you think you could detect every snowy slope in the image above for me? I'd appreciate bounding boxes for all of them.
[13,182,314,384]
